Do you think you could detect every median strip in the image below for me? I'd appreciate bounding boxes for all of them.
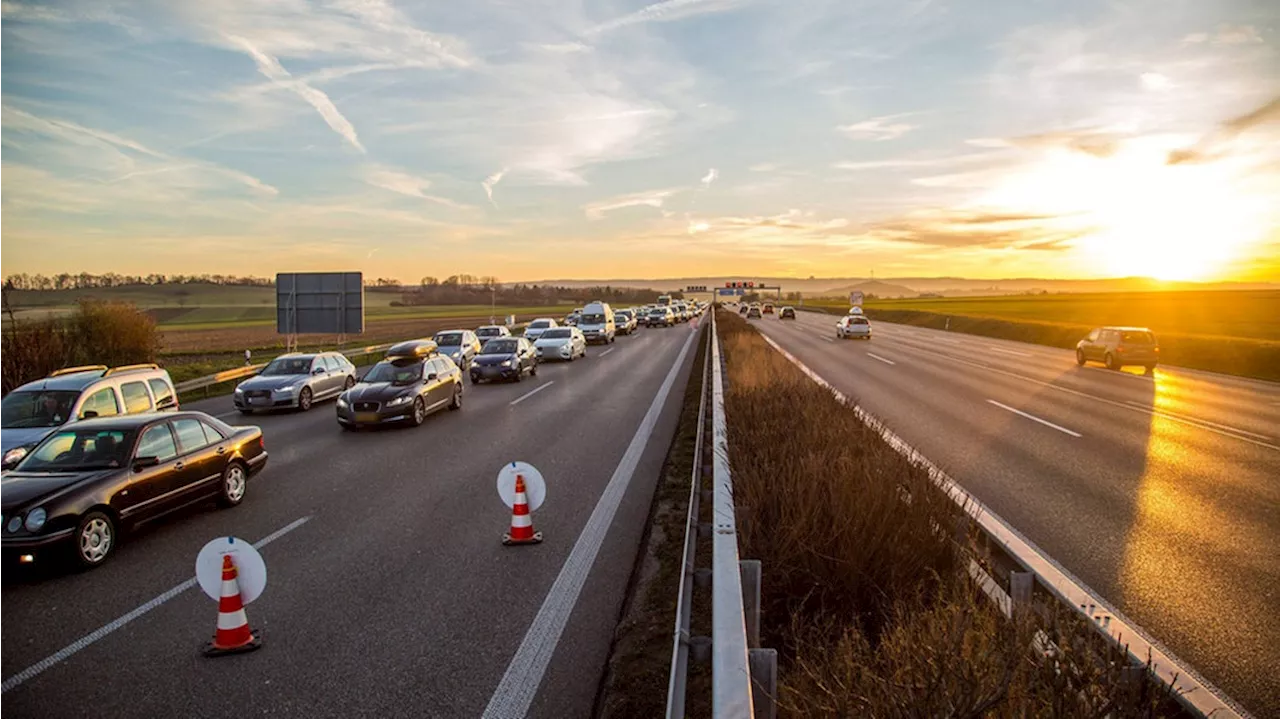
[986,399,1082,437]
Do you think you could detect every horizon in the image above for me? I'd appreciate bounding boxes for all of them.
[3,0,1279,282]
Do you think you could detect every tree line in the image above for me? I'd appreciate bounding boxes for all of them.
[4,273,274,291]
[396,278,681,306]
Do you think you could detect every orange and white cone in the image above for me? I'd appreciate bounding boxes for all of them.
[502,475,543,545]
[203,554,262,656]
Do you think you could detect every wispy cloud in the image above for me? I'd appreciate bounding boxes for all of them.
[1167,95,1280,165]
[1183,25,1263,46]
[700,168,719,187]
[583,188,681,220]
[837,113,917,141]
[363,165,474,210]
[482,168,508,207]
[228,36,365,153]
[586,0,745,35]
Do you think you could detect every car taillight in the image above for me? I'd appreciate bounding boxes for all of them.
[258,436,265,451]
[1154,347,1160,353]
[1117,346,1126,353]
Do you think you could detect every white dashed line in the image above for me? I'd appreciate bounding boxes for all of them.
[986,346,1032,357]
[600,347,615,357]
[820,336,835,342]
[1,516,313,694]
[986,400,1081,437]
[509,381,555,406]
[866,352,896,365]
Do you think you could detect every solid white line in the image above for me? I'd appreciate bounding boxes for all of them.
[866,352,896,365]
[600,347,616,357]
[482,329,697,719]
[509,381,555,406]
[986,400,1082,437]
[1123,401,1272,440]
[986,346,1032,357]
[755,333,1243,718]
[1,515,312,694]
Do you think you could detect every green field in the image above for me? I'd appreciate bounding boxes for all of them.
[811,290,1280,341]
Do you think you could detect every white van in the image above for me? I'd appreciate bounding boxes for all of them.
[579,301,616,344]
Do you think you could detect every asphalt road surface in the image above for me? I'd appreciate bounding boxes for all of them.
[2,319,703,718]
[748,309,1280,717]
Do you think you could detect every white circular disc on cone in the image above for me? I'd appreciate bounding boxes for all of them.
[497,461,546,512]
[196,537,267,604]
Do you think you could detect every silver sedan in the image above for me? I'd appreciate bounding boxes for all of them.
[234,352,357,413]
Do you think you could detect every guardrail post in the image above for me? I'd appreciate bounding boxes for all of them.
[748,648,777,719]
[740,560,761,649]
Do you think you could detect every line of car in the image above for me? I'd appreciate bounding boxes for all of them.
[1,300,708,571]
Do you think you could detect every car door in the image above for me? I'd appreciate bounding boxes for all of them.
[117,421,186,522]
[424,358,448,409]
[1081,329,1101,359]
[170,417,223,502]
[321,355,346,396]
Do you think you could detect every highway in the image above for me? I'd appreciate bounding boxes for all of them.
[1,320,703,718]
[748,308,1280,717]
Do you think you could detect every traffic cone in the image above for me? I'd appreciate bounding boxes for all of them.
[203,554,262,656]
[502,475,543,546]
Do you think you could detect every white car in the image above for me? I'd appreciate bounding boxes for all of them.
[523,318,558,341]
[837,315,872,340]
[534,327,587,361]
[614,310,638,335]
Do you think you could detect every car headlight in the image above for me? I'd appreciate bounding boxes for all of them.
[6,516,21,533]
[386,394,413,407]
[4,446,31,467]
[233,387,244,395]
[336,396,348,409]
[24,508,46,532]
[500,359,512,367]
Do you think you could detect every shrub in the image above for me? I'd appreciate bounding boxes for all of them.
[2,300,160,394]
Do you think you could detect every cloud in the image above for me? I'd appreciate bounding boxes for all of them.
[1183,25,1263,45]
[586,0,745,35]
[748,163,778,172]
[1140,72,1173,92]
[583,188,681,219]
[228,35,365,153]
[837,114,916,141]
[482,168,508,206]
[1167,95,1280,165]
[701,168,719,187]
[363,165,474,210]
[864,209,1091,249]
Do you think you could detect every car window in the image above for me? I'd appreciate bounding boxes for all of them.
[200,421,226,444]
[19,429,133,471]
[261,357,312,376]
[433,357,454,375]
[147,378,175,407]
[81,387,120,418]
[173,418,210,454]
[120,381,154,413]
[136,423,178,462]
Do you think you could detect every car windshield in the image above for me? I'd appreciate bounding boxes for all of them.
[1,390,81,429]
[483,339,520,354]
[18,428,135,472]
[851,318,869,325]
[478,327,502,336]
[1121,331,1155,343]
[363,361,423,385]
[435,332,464,346]
[581,313,606,324]
[530,320,552,329]
[542,329,572,339]
[650,309,666,315]
[260,357,312,376]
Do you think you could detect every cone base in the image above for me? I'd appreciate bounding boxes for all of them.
[203,630,263,657]
[502,531,543,546]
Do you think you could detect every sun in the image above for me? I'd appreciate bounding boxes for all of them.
[984,138,1271,281]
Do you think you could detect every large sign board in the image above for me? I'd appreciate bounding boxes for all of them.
[849,290,864,307]
[277,272,364,335]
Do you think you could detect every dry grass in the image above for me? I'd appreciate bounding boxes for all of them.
[717,309,1186,718]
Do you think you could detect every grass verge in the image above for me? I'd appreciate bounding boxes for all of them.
[805,305,1280,382]
[718,308,1187,717]
[594,322,710,719]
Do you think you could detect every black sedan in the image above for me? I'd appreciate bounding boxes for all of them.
[336,344,463,429]
[470,337,538,383]
[1,411,267,569]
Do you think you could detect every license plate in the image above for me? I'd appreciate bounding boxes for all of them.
[355,412,379,423]
[250,397,269,405]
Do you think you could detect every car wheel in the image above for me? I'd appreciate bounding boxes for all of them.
[530,362,538,377]
[298,387,313,412]
[1076,349,1086,366]
[513,366,523,382]
[449,384,463,411]
[73,511,116,569]
[344,375,356,389]
[1105,353,1120,370]
[411,397,426,426]
[217,461,248,508]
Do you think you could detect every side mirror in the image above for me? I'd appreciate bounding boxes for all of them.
[313,367,326,375]
[133,456,160,471]
[426,372,438,381]
[157,396,176,409]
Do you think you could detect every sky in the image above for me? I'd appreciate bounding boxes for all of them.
[2,0,1278,283]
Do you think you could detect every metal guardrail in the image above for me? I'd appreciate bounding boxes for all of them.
[757,332,1251,719]
[666,308,776,719]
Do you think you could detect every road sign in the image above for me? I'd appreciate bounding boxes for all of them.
[277,272,364,335]
[196,537,267,605]
[849,290,864,307]
[685,285,708,293]
[497,461,546,512]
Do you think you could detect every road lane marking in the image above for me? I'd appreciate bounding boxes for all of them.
[820,336,835,342]
[1,515,312,694]
[866,352,896,365]
[1123,401,1272,440]
[214,410,240,419]
[600,347,616,357]
[986,400,1082,437]
[483,328,698,719]
[985,346,1032,357]
[509,381,555,406]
